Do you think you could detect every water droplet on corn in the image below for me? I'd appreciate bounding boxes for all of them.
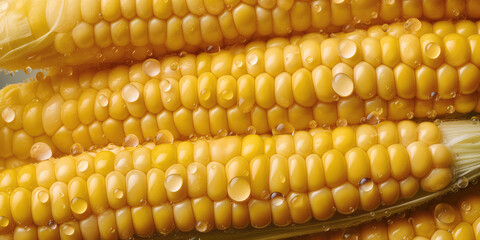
[142,59,161,77]
[165,174,183,192]
[30,142,53,161]
[404,18,422,32]
[2,107,15,123]
[122,84,140,103]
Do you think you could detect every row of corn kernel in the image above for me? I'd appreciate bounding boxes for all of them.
[0,122,453,235]
[50,18,480,75]
[3,180,480,240]
[0,120,450,191]
[2,85,477,159]
[0,150,451,237]
[297,187,480,240]
[5,0,479,70]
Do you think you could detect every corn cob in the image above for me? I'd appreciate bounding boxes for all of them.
[295,182,480,240]
[1,119,479,239]
[1,0,480,70]
[3,21,480,158]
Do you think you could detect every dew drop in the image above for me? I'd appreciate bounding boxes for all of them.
[200,88,211,100]
[342,231,359,240]
[48,220,57,230]
[450,91,457,98]
[121,84,140,103]
[446,105,455,114]
[273,122,295,135]
[24,66,32,74]
[359,178,374,192]
[196,221,209,232]
[426,110,437,119]
[461,201,472,212]
[71,197,88,215]
[36,72,45,80]
[387,219,393,225]
[305,56,314,64]
[36,190,50,204]
[333,94,340,101]
[247,126,256,135]
[336,118,348,127]
[406,112,414,119]
[70,143,84,156]
[155,130,174,144]
[170,62,178,70]
[217,129,228,138]
[97,94,109,107]
[338,39,357,59]
[333,73,354,97]
[206,44,221,53]
[232,59,243,69]
[435,204,456,224]
[456,177,469,189]
[381,24,389,32]
[425,42,441,60]
[77,160,89,173]
[188,133,198,142]
[62,223,75,236]
[404,18,422,32]
[165,174,183,192]
[221,90,234,100]
[472,178,478,185]
[124,134,139,147]
[142,58,161,77]
[343,24,355,33]
[312,2,322,12]
[309,120,318,129]
[365,110,381,125]
[247,53,259,66]
[371,11,378,19]
[0,216,9,227]
[228,177,251,202]
[353,17,361,24]
[472,116,479,124]
[30,142,53,161]
[2,107,15,123]
[113,188,124,199]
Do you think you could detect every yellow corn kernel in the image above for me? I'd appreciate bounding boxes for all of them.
[407,141,433,178]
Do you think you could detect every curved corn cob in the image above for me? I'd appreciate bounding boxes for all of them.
[2,119,480,239]
[3,21,480,158]
[296,183,480,240]
[1,0,480,70]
